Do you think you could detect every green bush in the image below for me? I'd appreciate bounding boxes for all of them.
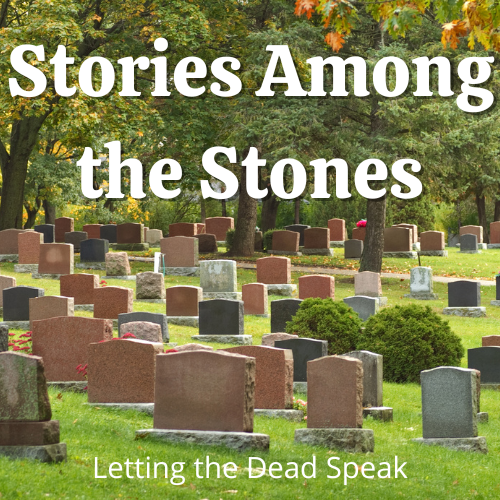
[226,229,235,252]
[357,304,464,383]
[285,298,362,355]
[263,230,276,251]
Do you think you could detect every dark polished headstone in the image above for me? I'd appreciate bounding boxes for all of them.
[344,239,363,259]
[64,232,88,253]
[448,281,480,308]
[3,286,45,321]
[100,225,117,244]
[80,239,109,263]
[195,234,218,253]
[460,234,478,252]
[118,312,169,342]
[468,347,500,384]
[34,225,55,244]
[199,299,244,336]
[284,225,311,246]
[270,298,303,333]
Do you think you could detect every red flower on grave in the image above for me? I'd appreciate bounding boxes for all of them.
[164,349,178,353]
[356,220,367,228]
[8,333,15,336]
[122,333,137,339]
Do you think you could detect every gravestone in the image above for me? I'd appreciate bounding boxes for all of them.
[354,271,387,306]
[242,283,268,317]
[136,272,165,301]
[420,231,447,256]
[118,311,169,342]
[256,256,295,295]
[299,275,334,300]
[55,217,74,243]
[393,223,418,243]
[60,273,98,306]
[383,227,416,258]
[88,339,164,403]
[116,223,143,244]
[0,276,16,309]
[344,239,363,259]
[198,299,244,336]
[80,239,109,263]
[119,321,163,343]
[34,224,55,244]
[146,229,163,246]
[205,217,234,242]
[29,296,74,329]
[444,281,485,317]
[100,224,117,243]
[403,267,438,300]
[490,221,500,246]
[64,231,88,253]
[482,336,500,347]
[274,338,328,382]
[168,223,197,237]
[18,231,43,265]
[343,296,379,322]
[351,227,366,241]
[270,230,301,256]
[93,286,133,320]
[195,234,218,253]
[460,225,483,243]
[196,223,205,234]
[261,332,298,347]
[468,347,500,384]
[284,224,310,246]
[82,224,102,239]
[493,276,500,306]
[32,317,113,381]
[255,231,263,252]
[166,286,202,317]
[160,236,199,274]
[199,260,240,299]
[105,252,131,277]
[3,286,44,322]
[37,243,74,276]
[175,343,213,352]
[271,298,303,333]
[328,219,345,242]
[459,234,479,254]
[302,228,332,256]
[0,229,28,258]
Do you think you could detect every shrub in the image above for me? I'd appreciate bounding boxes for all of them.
[357,304,464,383]
[226,229,236,252]
[263,230,276,251]
[285,298,362,355]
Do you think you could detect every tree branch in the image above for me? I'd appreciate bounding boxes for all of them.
[0,0,10,28]
[0,139,10,171]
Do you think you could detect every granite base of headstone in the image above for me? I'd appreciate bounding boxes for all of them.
[46,381,88,393]
[266,284,297,296]
[267,249,302,256]
[86,402,154,416]
[191,335,252,345]
[442,307,486,317]
[419,250,448,257]
[329,241,345,248]
[74,304,94,312]
[14,264,38,274]
[412,436,487,453]
[0,255,18,263]
[383,251,418,259]
[115,243,149,251]
[31,273,66,280]
[161,266,200,277]
[362,407,394,422]
[254,409,304,422]
[75,262,106,270]
[293,382,308,394]
[487,244,500,249]
[167,316,198,327]
[301,248,333,256]
[295,428,374,452]
[203,292,242,300]
[102,275,136,281]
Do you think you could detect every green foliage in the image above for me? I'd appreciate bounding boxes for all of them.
[285,298,362,355]
[263,230,276,251]
[358,304,464,383]
[387,193,436,232]
[226,229,236,252]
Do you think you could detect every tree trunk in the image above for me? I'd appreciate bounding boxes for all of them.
[200,197,206,223]
[23,198,41,229]
[494,199,500,221]
[294,198,300,224]
[360,196,386,272]
[261,193,280,232]
[476,194,488,243]
[228,165,257,256]
[43,199,56,225]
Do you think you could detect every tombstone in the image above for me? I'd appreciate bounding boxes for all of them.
[118,311,169,342]
[54,217,74,243]
[146,229,163,246]
[328,219,345,242]
[199,260,239,299]
[255,231,263,251]
[302,228,332,255]
[271,298,303,333]
[460,234,479,253]
[256,256,290,284]
[460,225,483,243]
[143,227,149,241]
[482,336,500,347]
[299,275,334,300]
[80,238,109,263]
[351,227,366,241]
[166,286,202,317]
[100,224,117,243]
[175,343,214,352]
[403,267,438,300]
[29,296,74,329]
[116,223,143,244]
[222,346,293,409]
[344,239,363,259]
[284,224,310,246]
[136,272,165,300]
[0,276,16,309]
[3,286,44,322]
[64,231,88,253]
[37,243,74,276]
[0,229,28,256]
[242,283,268,316]
[355,272,383,298]
[392,223,418,243]
[196,223,205,234]
[0,324,7,352]
[105,252,130,276]
[195,234,218,253]
[274,338,328,382]
[160,236,199,269]
[413,367,486,453]
[168,222,197,237]
[60,273,98,306]
[119,321,163,343]
[32,317,113,381]
[82,224,103,239]
[383,227,412,252]
[93,286,133,320]
[445,281,483,315]
[271,230,300,255]
[420,231,446,253]
[0,352,67,462]
[490,222,500,245]
[343,296,379,322]
[198,299,244,336]
[18,231,43,264]
[34,224,55,244]
[205,217,234,242]
[88,339,164,403]
[468,347,500,384]
[261,332,298,347]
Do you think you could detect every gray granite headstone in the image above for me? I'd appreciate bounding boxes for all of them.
[3,286,45,321]
[448,281,480,307]
[0,324,7,352]
[410,267,433,295]
[448,234,459,247]
[64,231,88,252]
[100,225,117,244]
[343,296,378,321]
[421,367,477,439]
[34,224,55,243]
[274,338,328,382]
[468,347,500,384]
[200,260,237,293]
[199,299,244,336]
[344,239,363,259]
[118,312,169,342]
[80,239,109,263]
[460,234,478,252]
[284,225,310,246]
[270,298,303,333]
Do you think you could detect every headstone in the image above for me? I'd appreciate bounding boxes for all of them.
[64,231,88,253]
[119,321,163,343]
[146,229,163,246]
[199,299,244,336]
[60,273,98,305]
[54,217,74,243]
[404,267,437,300]
[82,224,102,239]
[199,260,238,296]
[284,225,310,246]
[303,227,330,249]
[222,346,293,409]
[261,332,298,347]
[166,286,202,317]
[328,219,345,241]
[490,222,500,244]
[448,234,460,247]
[93,286,133,319]
[196,223,205,234]
[0,229,28,255]
[420,231,445,251]
[460,225,483,243]
[274,338,328,382]
[299,275,334,300]
[383,227,411,252]
[256,256,290,284]
[205,217,234,241]
[175,343,213,352]
[242,283,268,316]
[460,234,478,253]
[271,298,302,333]
[343,296,379,322]
[354,272,382,297]
[341,351,382,407]
[136,272,165,300]
[32,317,113,381]
[143,227,149,241]
[105,252,130,276]
[195,234,218,253]
[88,339,164,403]
[468,347,500,384]
[3,286,44,321]
[272,230,300,253]
[393,223,418,243]
[80,239,109,262]
[29,296,74,329]
[18,231,43,264]
[344,239,363,259]
[118,311,169,342]
[448,281,480,307]
[0,276,16,308]
[153,351,256,432]
[160,236,199,267]
[482,336,500,347]
[168,223,197,237]
[100,224,117,243]
[351,227,366,241]
[116,223,143,244]
[255,231,263,251]
[34,224,55,244]
[38,243,74,275]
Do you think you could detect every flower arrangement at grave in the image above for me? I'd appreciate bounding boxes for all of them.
[356,219,367,228]
[293,397,307,419]
[164,348,178,353]
[99,280,107,287]
[8,331,32,354]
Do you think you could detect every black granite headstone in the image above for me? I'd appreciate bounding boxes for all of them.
[80,239,109,262]
[270,298,303,333]
[100,224,118,243]
[0,324,7,352]
[118,311,169,342]
[284,224,311,246]
[64,231,88,252]
[468,347,500,383]
[34,224,55,243]
[199,299,244,336]
[195,234,218,253]
[3,286,45,321]
[496,276,500,301]
[275,338,328,382]
[344,239,363,259]
[460,234,478,252]
[448,281,480,307]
